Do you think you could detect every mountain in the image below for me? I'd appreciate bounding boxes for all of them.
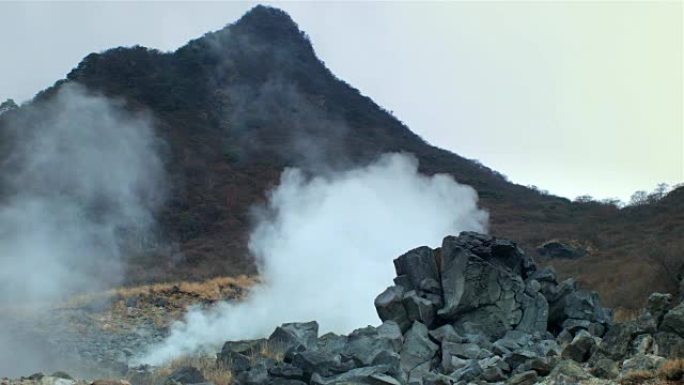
[0,5,681,309]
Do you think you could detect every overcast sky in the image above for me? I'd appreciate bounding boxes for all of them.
[0,1,681,202]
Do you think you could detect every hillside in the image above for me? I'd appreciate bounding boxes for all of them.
[0,5,681,309]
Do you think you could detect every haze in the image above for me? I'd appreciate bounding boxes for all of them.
[0,1,681,201]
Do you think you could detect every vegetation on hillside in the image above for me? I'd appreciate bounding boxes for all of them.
[0,5,680,310]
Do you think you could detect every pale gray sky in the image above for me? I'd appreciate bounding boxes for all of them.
[0,1,681,202]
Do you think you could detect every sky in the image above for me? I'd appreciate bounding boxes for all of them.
[0,1,681,202]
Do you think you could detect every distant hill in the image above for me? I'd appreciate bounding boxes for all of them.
[1,5,681,309]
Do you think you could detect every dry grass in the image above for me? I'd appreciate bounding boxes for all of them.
[63,275,257,309]
[613,307,640,322]
[255,340,285,363]
[658,359,684,381]
[620,370,655,385]
[148,355,233,385]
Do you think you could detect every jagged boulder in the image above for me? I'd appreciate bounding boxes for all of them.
[437,234,547,339]
[269,321,319,352]
[166,366,205,385]
[218,232,621,385]
[660,302,684,337]
[399,322,438,375]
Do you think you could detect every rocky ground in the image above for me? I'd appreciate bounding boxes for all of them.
[0,276,254,378]
[3,232,684,385]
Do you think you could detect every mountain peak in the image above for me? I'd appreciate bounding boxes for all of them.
[232,5,305,43]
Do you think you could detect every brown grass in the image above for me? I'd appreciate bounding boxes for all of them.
[148,355,233,385]
[613,307,640,322]
[620,370,655,385]
[63,275,257,309]
[658,359,684,381]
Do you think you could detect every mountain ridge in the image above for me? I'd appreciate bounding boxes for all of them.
[1,5,681,309]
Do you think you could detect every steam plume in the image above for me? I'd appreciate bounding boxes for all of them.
[140,153,487,364]
[0,83,165,375]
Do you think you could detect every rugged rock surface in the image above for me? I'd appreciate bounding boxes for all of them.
[9,232,684,385]
[210,232,633,385]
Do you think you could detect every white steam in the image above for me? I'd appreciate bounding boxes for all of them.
[140,153,487,364]
[0,83,165,304]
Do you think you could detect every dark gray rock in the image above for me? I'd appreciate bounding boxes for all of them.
[437,240,470,320]
[591,321,638,361]
[636,311,658,335]
[661,302,684,337]
[310,366,397,385]
[317,333,348,356]
[621,354,665,374]
[648,293,673,325]
[393,246,440,291]
[442,342,488,360]
[167,366,205,385]
[448,360,482,383]
[421,372,452,385]
[371,350,402,379]
[479,355,510,381]
[549,289,611,331]
[270,380,307,385]
[523,356,557,376]
[269,321,319,352]
[530,266,558,284]
[429,324,466,344]
[344,325,402,367]
[507,370,538,385]
[536,241,586,259]
[516,292,548,334]
[221,339,266,356]
[291,350,342,378]
[235,365,269,385]
[560,330,595,363]
[654,331,684,358]
[591,357,619,379]
[402,290,437,327]
[268,363,305,380]
[400,322,439,374]
[545,360,592,384]
[375,286,410,332]
[503,350,539,370]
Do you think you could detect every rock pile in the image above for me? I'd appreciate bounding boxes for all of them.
[206,232,625,385]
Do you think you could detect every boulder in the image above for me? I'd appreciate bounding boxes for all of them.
[399,322,438,374]
[507,370,537,385]
[317,333,348,356]
[560,330,596,363]
[393,246,440,291]
[545,360,593,384]
[591,321,638,361]
[591,358,619,379]
[310,366,398,385]
[647,293,673,325]
[530,266,558,284]
[166,367,205,385]
[375,286,410,332]
[620,354,665,374]
[268,363,305,380]
[429,324,465,344]
[654,332,684,358]
[402,290,437,327]
[661,303,684,337]
[537,241,586,259]
[269,321,319,352]
[448,360,482,383]
[291,350,343,378]
[516,292,549,334]
[344,325,401,366]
